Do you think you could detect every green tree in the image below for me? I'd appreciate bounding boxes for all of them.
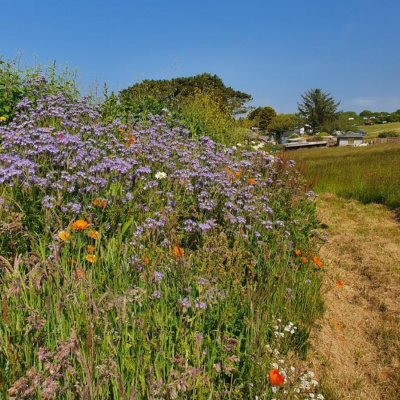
[267,113,300,133]
[297,88,340,134]
[247,106,277,131]
[118,73,252,118]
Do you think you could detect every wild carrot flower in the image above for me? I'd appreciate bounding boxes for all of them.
[58,230,71,241]
[85,254,96,263]
[87,230,100,239]
[72,220,89,230]
[269,369,285,386]
[173,246,184,257]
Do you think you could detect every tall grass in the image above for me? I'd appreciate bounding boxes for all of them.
[287,143,400,209]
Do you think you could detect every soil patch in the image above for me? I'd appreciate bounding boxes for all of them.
[310,193,400,400]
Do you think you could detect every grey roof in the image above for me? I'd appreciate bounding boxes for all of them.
[340,132,364,138]
[281,131,295,137]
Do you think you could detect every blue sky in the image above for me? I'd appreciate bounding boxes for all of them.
[1,0,400,113]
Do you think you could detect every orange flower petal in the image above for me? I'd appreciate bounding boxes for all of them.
[173,246,185,257]
[72,220,89,230]
[337,280,343,288]
[269,369,285,386]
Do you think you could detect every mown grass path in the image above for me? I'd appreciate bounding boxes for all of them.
[310,193,400,400]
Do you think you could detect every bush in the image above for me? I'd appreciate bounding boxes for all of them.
[378,131,400,138]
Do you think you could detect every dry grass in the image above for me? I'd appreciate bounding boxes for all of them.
[310,193,400,400]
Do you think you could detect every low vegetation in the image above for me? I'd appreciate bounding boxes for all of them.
[0,67,326,399]
[287,143,400,209]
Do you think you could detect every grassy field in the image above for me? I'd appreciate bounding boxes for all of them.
[286,142,400,209]
[358,121,400,135]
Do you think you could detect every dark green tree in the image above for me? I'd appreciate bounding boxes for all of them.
[297,88,340,134]
[247,106,277,131]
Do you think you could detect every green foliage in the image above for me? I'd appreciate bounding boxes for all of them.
[268,113,300,134]
[119,73,252,117]
[247,106,277,131]
[297,88,340,134]
[0,55,80,121]
[377,131,400,138]
[179,88,246,145]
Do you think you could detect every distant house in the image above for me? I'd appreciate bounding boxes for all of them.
[337,132,364,146]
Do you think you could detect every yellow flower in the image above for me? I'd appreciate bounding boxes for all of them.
[72,220,89,230]
[0,116,6,121]
[87,229,100,239]
[58,230,71,241]
[86,245,95,253]
[85,254,96,263]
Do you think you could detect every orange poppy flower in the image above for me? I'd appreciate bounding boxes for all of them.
[85,254,97,263]
[234,171,241,179]
[87,245,95,253]
[294,249,301,255]
[313,256,319,263]
[142,256,150,265]
[316,261,323,268]
[269,369,284,386]
[173,246,184,257]
[300,257,308,263]
[225,167,234,175]
[337,280,343,288]
[87,230,100,240]
[248,178,255,184]
[119,128,125,133]
[72,220,89,230]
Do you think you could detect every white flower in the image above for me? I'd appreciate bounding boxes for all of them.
[155,171,167,180]
[232,146,237,150]
[237,143,242,147]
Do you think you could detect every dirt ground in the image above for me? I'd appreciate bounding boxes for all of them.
[310,193,400,400]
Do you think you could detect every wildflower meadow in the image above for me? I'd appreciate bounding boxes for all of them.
[0,71,326,399]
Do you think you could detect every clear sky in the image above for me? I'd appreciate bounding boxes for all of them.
[1,0,399,113]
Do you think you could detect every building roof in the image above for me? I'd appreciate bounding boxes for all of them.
[339,132,364,138]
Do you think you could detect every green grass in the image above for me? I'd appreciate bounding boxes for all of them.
[287,142,400,209]
[358,122,400,135]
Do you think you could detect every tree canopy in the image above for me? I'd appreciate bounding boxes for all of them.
[247,106,277,131]
[297,88,340,134]
[118,73,252,117]
[267,113,301,133]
